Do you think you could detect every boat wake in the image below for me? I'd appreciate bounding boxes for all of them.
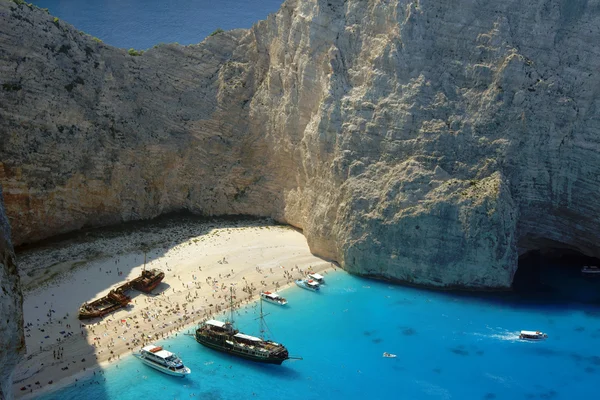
[471,329,521,342]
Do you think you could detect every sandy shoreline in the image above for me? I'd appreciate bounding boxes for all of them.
[12,219,334,398]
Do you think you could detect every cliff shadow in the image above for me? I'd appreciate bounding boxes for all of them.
[513,244,600,305]
[13,213,280,399]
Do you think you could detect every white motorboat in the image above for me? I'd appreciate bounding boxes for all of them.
[307,273,325,284]
[295,279,320,292]
[383,352,397,358]
[134,345,191,377]
[582,266,600,275]
[260,291,288,306]
[519,330,548,341]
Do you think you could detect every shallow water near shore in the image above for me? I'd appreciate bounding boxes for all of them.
[40,270,600,400]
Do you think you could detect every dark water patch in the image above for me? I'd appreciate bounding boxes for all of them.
[571,352,583,363]
[574,326,585,332]
[591,329,600,339]
[483,393,496,400]
[200,389,224,400]
[432,368,442,374]
[363,330,376,337]
[530,347,560,357]
[372,338,383,344]
[394,298,413,305]
[539,389,558,399]
[589,355,600,366]
[574,353,600,366]
[525,394,536,399]
[450,346,469,356]
[585,366,595,373]
[402,328,417,336]
[476,350,485,356]
[584,309,600,318]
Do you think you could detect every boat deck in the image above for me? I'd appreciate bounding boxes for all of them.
[78,269,163,319]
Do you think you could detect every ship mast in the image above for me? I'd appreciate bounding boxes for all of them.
[229,286,234,326]
[259,296,265,340]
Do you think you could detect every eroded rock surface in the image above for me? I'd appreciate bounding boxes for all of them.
[0,185,24,400]
[2,0,600,289]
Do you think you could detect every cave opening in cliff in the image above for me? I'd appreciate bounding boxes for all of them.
[514,243,600,304]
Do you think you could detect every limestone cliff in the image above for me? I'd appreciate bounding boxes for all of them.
[2,0,600,289]
[0,185,24,400]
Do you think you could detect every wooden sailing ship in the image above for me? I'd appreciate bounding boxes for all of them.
[194,287,292,364]
[131,268,165,293]
[78,288,131,320]
[77,256,164,320]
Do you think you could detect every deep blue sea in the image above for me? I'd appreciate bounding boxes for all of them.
[31,0,285,50]
[41,270,600,400]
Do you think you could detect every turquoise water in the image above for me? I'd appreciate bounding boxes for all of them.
[31,0,285,49]
[41,270,600,399]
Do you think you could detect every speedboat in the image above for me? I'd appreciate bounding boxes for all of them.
[307,273,325,284]
[134,345,191,377]
[581,266,600,275]
[295,279,320,292]
[260,291,288,306]
[519,331,548,341]
[383,352,397,358]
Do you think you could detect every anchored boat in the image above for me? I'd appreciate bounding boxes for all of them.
[195,288,292,364]
[307,273,325,284]
[260,291,288,306]
[295,279,320,291]
[134,345,191,377]
[581,266,600,276]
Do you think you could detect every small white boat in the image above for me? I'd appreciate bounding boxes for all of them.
[260,291,288,306]
[582,266,600,275]
[383,352,397,358]
[519,330,548,341]
[307,273,325,284]
[134,345,191,377]
[295,279,320,292]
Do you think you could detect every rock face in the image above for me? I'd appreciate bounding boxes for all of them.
[0,185,24,400]
[2,0,600,289]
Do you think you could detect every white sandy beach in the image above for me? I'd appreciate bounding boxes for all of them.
[12,220,333,398]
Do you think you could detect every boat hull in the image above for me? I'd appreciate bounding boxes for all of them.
[136,278,163,293]
[78,304,125,320]
[134,354,191,377]
[295,280,319,291]
[261,296,288,306]
[195,335,286,365]
[519,337,547,341]
[133,270,165,293]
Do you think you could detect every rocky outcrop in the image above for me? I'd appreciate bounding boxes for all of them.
[0,185,24,400]
[2,0,600,289]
